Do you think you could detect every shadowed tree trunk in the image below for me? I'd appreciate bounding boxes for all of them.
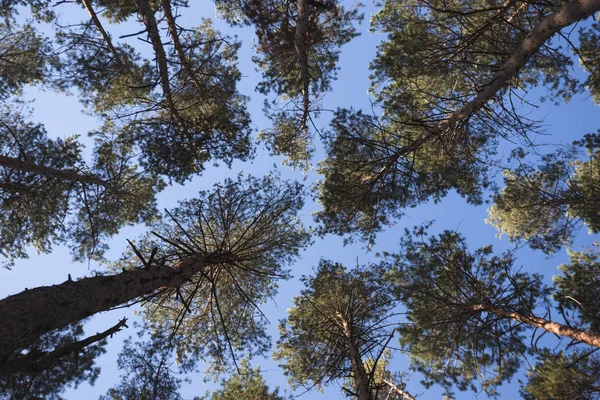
[0,154,108,187]
[0,251,233,362]
[0,318,128,374]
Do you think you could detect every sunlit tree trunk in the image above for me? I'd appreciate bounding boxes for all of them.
[474,304,600,348]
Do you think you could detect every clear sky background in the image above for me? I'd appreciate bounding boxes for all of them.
[1,1,600,399]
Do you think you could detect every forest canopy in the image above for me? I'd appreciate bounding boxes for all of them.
[0,0,600,399]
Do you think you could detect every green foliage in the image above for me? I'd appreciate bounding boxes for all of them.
[216,0,362,166]
[385,228,547,398]
[553,245,600,330]
[0,323,105,400]
[521,351,600,400]
[488,135,600,253]
[113,174,310,372]
[100,334,183,400]
[0,22,51,99]
[274,260,397,395]
[0,109,82,265]
[315,109,490,242]
[579,21,600,104]
[204,359,286,400]
[370,0,577,123]
[0,108,160,266]
[55,18,252,184]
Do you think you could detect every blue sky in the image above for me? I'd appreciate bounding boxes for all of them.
[1,1,600,399]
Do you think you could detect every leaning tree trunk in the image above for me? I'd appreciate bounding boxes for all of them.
[473,304,600,348]
[0,318,128,374]
[0,154,108,187]
[396,0,600,157]
[0,251,233,362]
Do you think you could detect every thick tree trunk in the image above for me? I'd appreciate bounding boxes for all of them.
[0,251,232,362]
[474,304,600,348]
[0,318,128,374]
[339,315,373,400]
[295,0,310,128]
[0,154,108,187]
[397,0,600,156]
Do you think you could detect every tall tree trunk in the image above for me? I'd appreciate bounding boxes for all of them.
[0,154,108,187]
[396,0,600,157]
[159,0,204,92]
[473,304,600,348]
[80,0,123,65]
[295,0,310,129]
[339,315,373,400]
[136,0,177,114]
[0,251,233,362]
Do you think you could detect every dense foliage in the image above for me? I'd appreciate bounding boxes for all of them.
[0,0,599,399]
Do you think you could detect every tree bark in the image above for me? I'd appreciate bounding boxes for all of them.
[0,154,108,187]
[397,0,600,156]
[0,251,233,362]
[474,304,600,348]
[159,0,204,92]
[81,0,123,65]
[382,378,415,400]
[0,318,128,374]
[338,314,373,400]
[136,0,177,113]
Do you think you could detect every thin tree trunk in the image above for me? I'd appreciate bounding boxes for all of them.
[80,0,123,65]
[0,154,108,187]
[339,315,373,400]
[0,251,233,362]
[396,0,600,157]
[0,318,128,374]
[159,0,204,92]
[295,0,310,129]
[382,378,415,400]
[474,304,600,348]
[136,0,178,114]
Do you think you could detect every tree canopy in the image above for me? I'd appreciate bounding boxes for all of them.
[1,0,600,399]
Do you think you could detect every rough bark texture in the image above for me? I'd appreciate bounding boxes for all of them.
[0,154,108,187]
[81,0,123,64]
[339,314,373,400]
[474,304,600,348]
[0,251,232,362]
[0,318,128,374]
[295,0,310,128]
[398,0,600,156]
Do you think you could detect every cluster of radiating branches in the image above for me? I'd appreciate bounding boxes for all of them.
[274,260,403,398]
[114,174,311,373]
